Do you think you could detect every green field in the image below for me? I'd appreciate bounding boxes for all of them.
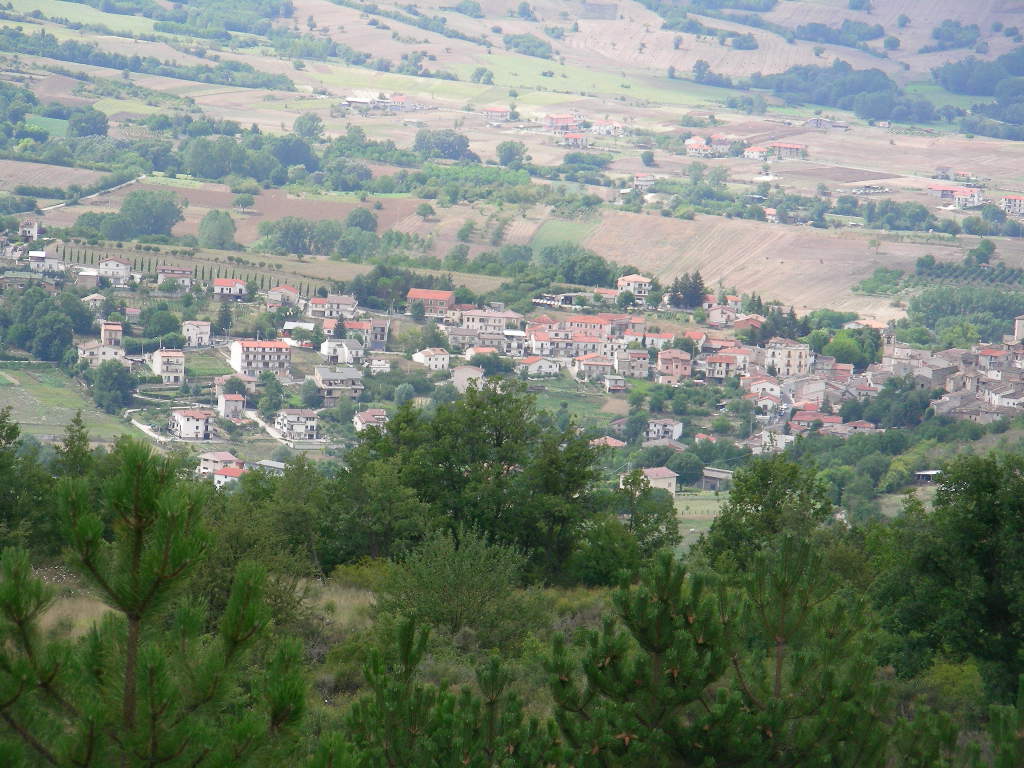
[0,365,134,441]
[530,374,620,427]
[8,0,156,34]
[25,114,68,138]
[92,98,165,116]
[904,82,990,110]
[530,218,598,250]
[184,349,233,377]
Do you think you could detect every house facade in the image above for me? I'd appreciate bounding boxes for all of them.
[353,408,389,432]
[182,320,212,347]
[98,257,131,285]
[312,366,364,406]
[275,409,319,441]
[151,348,185,384]
[229,340,291,378]
[169,409,212,440]
[157,266,192,291]
[412,348,450,370]
[217,393,245,418]
[406,288,455,318]
[213,278,246,299]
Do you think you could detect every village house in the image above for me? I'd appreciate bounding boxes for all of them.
[928,185,983,208]
[764,337,811,377]
[254,459,286,476]
[150,348,185,385]
[481,105,511,121]
[590,435,626,448]
[614,349,649,379]
[767,142,806,159]
[27,251,63,273]
[321,338,364,365]
[572,353,615,381]
[604,374,627,392]
[169,409,213,440]
[633,467,678,495]
[81,293,106,313]
[229,339,291,378]
[706,353,740,381]
[77,340,124,368]
[685,136,712,157]
[545,113,578,134]
[590,119,623,136]
[700,467,734,491]
[312,366,364,406]
[275,409,319,441]
[516,356,561,377]
[157,266,192,291]
[1001,195,1024,217]
[616,274,653,302]
[707,305,739,327]
[182,320,212,347]
[267,284,301,306]
[308,293,358,319]
[646,418,684,441]
[563,132,589,149]
[763,206,779,223]
[198,451,244,476]
[452,365,486,393]
[98,257,131,286]
[789,410,842,429]
[353,408,389,432]
[406,288,455,318]
[367,358,391,375]
[709,133,739,155]
[412,347,450,371]
[656,348,692,385]
[214,467,246,489]
[100,322,123,348]
[217,393,246,419]
[212,278,247,300]
[743,146,770,160]
[124,307,141,324]
[461,308,524,334]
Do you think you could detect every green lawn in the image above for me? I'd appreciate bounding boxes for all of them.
[8,0,156,34]
[0,365,134,441]
[675,493,722,552]
[184,349,233,377]
[530,218,598,250]
[25,114,68,138]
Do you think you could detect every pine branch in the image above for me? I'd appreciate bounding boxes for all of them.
[0,709,59,766]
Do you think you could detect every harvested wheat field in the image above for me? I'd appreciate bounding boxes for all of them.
[0,159,106,192]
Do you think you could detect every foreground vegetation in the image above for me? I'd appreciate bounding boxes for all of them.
[1,379,1024,764]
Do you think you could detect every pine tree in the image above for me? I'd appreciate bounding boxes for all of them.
[54,410,92,476]
[319,619,564,767]
[0,441,305,766]
[547,543,897,766]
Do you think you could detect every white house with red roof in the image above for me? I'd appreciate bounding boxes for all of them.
[481,105,511,121]
[229,339,291,377]
[169,409,213,440]
[412,347,451,371]
[516,356,561,377]
[1001,195,1024,216]
[353,408,388,432]
[213,466,246,488]
[213,278,246,299]
[615,274,653,302]
[198,451,243,475]
[572,353,615,380]
[744,146,770,160]
[685,136,712,157]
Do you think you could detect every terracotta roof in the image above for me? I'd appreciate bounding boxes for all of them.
[642,467,678,479]
[215,467,245,478]
[173,409,213,419]
[213,278,245,288]
[222,394,244,401]
[591,436,626,448]
[407,288,454,301]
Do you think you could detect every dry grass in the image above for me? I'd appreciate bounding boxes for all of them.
[40,593,111,637]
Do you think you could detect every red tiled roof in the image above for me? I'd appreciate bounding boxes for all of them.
[407,288,454,301]
[591,436,626,448]
[642,467,678,479]
[213,278,245,288]
[215,467,245,478]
